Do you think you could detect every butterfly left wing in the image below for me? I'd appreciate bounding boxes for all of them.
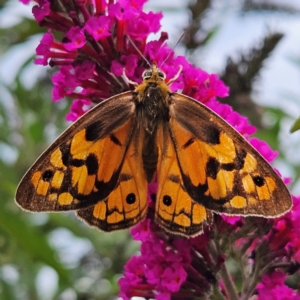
[16,92,136,212]
[155,125,213,237]
[77,130,148,231]
[168,93,292,217]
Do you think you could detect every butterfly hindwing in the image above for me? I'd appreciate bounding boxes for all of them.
[16,92,136,212]
[169,93,292,217]
[155,125,213,236]
[77,130,148,231]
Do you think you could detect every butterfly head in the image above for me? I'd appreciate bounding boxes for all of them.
[134,64,170,97]
[142,65,166,83]
[142,64,166,88]
[141,64,183,91]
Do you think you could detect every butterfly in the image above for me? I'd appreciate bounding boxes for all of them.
[15,64,292,237]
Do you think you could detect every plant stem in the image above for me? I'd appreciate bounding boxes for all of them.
[208,240,240,300]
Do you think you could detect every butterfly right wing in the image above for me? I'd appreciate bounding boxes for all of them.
[168,93,292,217]
[77,129,148,231]
[16,92,137,212]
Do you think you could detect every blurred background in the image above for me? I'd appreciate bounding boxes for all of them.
[0,0,300,299]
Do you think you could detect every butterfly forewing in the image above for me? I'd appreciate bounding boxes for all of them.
[77,129,148,231]
[169,93,292,217]
[16,92,136,212]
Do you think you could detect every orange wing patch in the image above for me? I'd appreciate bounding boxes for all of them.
[155,126,212,237]
[77,131,148,231]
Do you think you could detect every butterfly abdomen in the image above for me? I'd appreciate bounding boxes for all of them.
[142,129,159,182]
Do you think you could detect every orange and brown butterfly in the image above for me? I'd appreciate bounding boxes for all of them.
[15,64,292,237]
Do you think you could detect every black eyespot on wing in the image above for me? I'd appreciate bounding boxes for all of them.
[253,176,265,187]
[163,195,172,206]
[42,170,54,181]
[126,193,136,204]
[86,154,98,175]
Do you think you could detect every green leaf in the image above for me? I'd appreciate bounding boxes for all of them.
[290,117,300,133]
[0,208,71,286]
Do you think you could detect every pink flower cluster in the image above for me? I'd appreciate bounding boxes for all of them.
[257,270,300,300]
[31,0,230,122]
[22,0,300,298]
[119,221,189,299]
[119,196,300,299]
[119,218,216,300]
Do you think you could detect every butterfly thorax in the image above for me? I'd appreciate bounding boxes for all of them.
[134,66,170,134]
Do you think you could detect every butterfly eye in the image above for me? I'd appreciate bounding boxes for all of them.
[158,71,165,80]
[142,70,152,80]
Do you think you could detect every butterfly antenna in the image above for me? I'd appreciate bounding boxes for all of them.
[159,31,186,68]
[127,35,151,67]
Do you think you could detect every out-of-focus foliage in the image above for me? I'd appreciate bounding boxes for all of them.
[0,0,299,299]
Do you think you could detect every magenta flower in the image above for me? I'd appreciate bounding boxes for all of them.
[35,32,77,67]
[128,11,163,39]
[85,16,112,41]
[206,98,256,135]
[250,137,278,162]
[257,271,300,300]
[130,218,152,242]
[21,0,299,298]
[111,54,139,77]
[160,263,187,292]
[52,66,79,101]
[64,27,86,51]
[32,0,50,22]
[108,2,138,21]
[66,99,91,122]
[35,32,53,65]
[119,232,196,299]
